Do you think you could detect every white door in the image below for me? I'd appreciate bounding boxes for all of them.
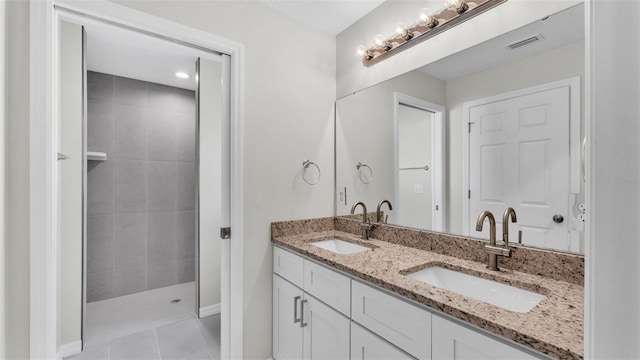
[397,104,434,229]
[468,86,570,250]
[196,57,228,317]
[59,20,85,349]
[302,295,350,360]
[273,275,304,360]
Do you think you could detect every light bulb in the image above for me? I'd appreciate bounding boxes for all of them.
[175,72,190,79]
[418,8,439,28]
[355,45,367,58]
[395,22,413,40]
[355,45,373,61]
[373,34,392,51]
[446,0,468,14]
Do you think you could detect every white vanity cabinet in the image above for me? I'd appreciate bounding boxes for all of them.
[432,315,543,360]
[273,245,547,360]
[273,247,351,360]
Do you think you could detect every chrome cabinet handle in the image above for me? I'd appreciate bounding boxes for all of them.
[293,296,301,323]
[300,299,308,328]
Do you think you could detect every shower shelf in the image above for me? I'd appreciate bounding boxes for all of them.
[87,152,107,161]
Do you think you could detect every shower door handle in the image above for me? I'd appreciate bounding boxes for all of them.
[58,153,70,160]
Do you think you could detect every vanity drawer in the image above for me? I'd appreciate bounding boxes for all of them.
[303,260,351,316]
[351,280,431,360]
[351,322,416,360]
[273,246,303,288]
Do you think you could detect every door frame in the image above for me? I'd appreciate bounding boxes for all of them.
[30,1,245,358]
[393,93,445,232]
[461,77,581,237]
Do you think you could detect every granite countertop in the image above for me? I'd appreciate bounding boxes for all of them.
[272,229,583,360]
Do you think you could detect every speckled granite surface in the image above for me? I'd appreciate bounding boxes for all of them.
[335,217,584,286]
[271,218,584,359]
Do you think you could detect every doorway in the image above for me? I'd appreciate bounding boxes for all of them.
[56,9,234,359]
[393,93,445,231]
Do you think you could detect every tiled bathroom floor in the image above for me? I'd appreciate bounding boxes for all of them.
[67,282,221,359]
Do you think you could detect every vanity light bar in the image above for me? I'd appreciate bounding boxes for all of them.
[356,0,508,67]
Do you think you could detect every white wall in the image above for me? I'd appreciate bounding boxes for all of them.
[110,2,336,358]
[5,0,30,357]
[336,0,581,98]
[586,0,640,357]
[445,40,585,234]
[335,70,445,219]
[0,0,6,357]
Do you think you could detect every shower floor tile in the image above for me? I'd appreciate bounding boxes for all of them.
[67,282,220,360]
[85,282,196,345]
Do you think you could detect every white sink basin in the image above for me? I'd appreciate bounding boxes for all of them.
[407,266,545,313]
[310,239,370,255]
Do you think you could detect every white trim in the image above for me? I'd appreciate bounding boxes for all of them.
[56,341,82,360]
[199,303,222,318]
[461,77,581,237]
[32,1,245,358]
[392,93,445,232]
[584,1,594,357]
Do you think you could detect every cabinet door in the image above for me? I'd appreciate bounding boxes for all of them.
[432,316,542,359]
[273,275,303,360]
[351,322,415,360]
[302,295,350,360]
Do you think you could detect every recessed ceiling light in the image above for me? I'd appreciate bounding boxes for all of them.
[175,72,190,79]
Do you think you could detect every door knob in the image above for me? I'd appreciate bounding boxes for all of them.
[552,214,564,223]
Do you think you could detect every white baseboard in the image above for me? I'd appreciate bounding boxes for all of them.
[199,303,221,318]
[57,340,82,359]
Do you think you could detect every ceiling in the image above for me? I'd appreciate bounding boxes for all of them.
[84,16,218,91]
[256,0,386,35]
[419,3,584,81]
[83,1,583,91]
[84,0,383,90]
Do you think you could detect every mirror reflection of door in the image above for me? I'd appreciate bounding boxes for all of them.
[466,79,580,252]
[394,95,444,232]
[397,104,434,230]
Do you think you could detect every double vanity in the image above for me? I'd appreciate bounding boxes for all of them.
[271,216,583,359]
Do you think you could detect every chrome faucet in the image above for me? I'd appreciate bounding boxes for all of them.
[502,207,517,246]
[376,200,393,223]
[351,201,372,240]
[476,210,510,271]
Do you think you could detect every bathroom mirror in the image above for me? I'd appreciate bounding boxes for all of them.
[336,3,585,254]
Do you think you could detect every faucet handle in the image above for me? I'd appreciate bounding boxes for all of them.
[485,244,511,257]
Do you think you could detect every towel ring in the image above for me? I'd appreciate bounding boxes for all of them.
[302,160,321,185]
[356,162,373,184]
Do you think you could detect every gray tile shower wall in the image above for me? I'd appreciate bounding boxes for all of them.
[86,71,196,302]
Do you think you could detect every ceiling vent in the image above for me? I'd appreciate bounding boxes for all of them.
[507,34,542,50]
